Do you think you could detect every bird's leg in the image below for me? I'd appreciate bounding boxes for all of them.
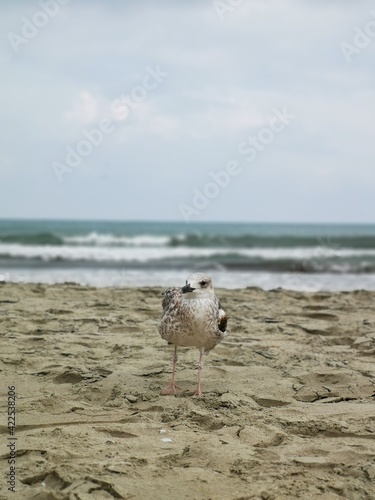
[192,349,204,398]
[161,345,182,396]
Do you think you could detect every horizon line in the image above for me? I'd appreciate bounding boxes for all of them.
[0,217,374,226]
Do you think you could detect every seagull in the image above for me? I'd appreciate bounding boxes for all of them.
[158,273,227,397]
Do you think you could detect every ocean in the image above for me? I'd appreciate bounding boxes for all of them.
[0,219,375,291]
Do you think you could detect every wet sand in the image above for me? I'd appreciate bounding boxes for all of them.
[0,282,375,499]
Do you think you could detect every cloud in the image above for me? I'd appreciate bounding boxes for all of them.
[65,91,99,124]
[0,0,374,221]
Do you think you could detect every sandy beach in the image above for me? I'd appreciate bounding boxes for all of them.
[1,282,375,499]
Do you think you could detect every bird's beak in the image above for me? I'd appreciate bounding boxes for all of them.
[181,284,195,294]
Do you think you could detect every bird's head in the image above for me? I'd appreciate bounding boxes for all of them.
[181,273,214,298]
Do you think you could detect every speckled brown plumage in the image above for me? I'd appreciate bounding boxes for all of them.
[158,273,227,397]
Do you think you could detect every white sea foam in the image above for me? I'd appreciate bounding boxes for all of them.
[1,268,375,292]
[63,232,170,247]
[1,243,375,263]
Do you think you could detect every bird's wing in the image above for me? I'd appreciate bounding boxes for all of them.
[217,302,228,333]
[161,287,182,311]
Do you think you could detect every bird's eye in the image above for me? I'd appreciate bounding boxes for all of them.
[200,281,207,287]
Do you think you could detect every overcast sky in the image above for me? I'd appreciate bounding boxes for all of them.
[1,0,374,223]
